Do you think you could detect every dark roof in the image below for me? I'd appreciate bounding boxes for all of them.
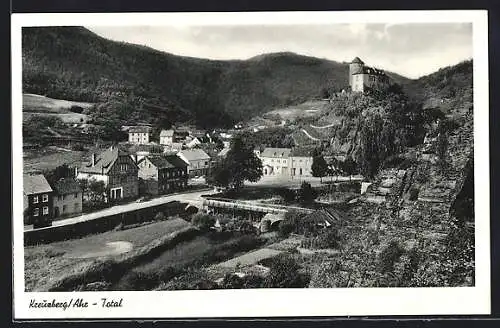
[23,174,53,195]
[352,65,387,76]
[145,156,176,169]
[164,155,189,168]
[160,129,175,137]
[53,178,82,195]
[261,148,292,158]
[351,57,364,64]
[129,126,152,133]
[303,207,346,226]
[79,145,133,174]
[290,147,313,157]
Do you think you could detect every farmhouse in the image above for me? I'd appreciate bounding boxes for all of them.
[259,148,292,176]
[137,155,188,195]
[52,178,83,218]
[177,148,211,177]
[128,126,152,144]
[23,174,53,228]
[349,57,390,93]
[76,145,139,202]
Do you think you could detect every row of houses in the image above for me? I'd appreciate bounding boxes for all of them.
[256,147,314,178]
[23,144,215,227]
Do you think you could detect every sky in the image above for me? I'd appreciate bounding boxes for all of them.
[87,23,472,79]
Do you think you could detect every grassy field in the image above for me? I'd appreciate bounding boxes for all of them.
[113,232,266,290]
[22,93,92,124]
[23,93,93,113]
[24,218,190,292]
[23,147,88,173]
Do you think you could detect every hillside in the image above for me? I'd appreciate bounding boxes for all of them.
[22,27,385,129]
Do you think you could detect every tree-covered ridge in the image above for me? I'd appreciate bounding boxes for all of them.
[23,26,383,129]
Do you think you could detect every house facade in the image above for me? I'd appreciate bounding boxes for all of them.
[259,148,292,176]
[53,178,83,218]
[349,57,390,93]
[76,145,139,202]
[128,126,152,144]
[23,174,54,228]
[137,155,188,195]
[177,148,211,177]
[159,129,175,145]
[289,149,313,177]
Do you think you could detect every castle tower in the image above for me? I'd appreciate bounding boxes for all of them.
[349,57,364,89]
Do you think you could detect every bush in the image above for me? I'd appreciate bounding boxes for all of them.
[191,213,216,231]
[154,211,166,221]
[219,273,244,289]
[298,182,318,205]
[301,229,341,249]
[278,220,295,238]
[70,105,84,113]
[378,240,405,273]
[264,254,310,288]
[70,143,86,151]
[408,187,419,201]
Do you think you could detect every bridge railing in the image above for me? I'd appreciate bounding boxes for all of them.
[202,197,314,214]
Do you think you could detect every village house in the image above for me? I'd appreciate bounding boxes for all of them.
[159,129,175,145]
[186,136,203,148]
[52,178,83,219]
[349,57,390,93]
[128,126,152,144]
[177,148,212,177]
[23,174,53,228]
[259,148,292,176]
[289,148,314,177]
[76,145,139,202]
[137,155,188,195]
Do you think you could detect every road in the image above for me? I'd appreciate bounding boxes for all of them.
[24,189,213,232]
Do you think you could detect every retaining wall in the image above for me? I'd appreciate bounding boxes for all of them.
[24,201,188,246]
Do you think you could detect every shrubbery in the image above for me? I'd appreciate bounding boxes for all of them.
[264,255,310,288]
[191,213,216,231]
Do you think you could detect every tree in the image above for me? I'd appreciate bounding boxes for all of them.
[191,213,216,231]
[43,164,74,186]
[264,255,310,288]
[340,157,358,180]
[311,155,329,183]
[298,181,318,205]
[207,135,263,191]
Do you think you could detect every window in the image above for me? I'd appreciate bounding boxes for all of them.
[62,195,66,200]
[43,206,49,215]
[33,196,39,204]
[42,194,48,202]
[33,208,39,216]
[74,203,79,211]
[205,161,209,166]
[62,205,67,213]
[74,193,78,198]
[58,195,62,201]
[299,168,303,175]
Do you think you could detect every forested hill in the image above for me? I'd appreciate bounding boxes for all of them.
[24,26,404,128]
[406,60,473,115]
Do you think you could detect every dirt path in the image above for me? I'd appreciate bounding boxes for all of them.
[63,241,134,259]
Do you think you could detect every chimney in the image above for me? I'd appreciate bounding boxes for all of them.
[92,153,96,166]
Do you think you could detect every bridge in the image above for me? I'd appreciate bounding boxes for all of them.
[202,197,314,221]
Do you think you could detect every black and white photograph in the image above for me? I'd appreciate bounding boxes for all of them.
[12,11,490,319]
